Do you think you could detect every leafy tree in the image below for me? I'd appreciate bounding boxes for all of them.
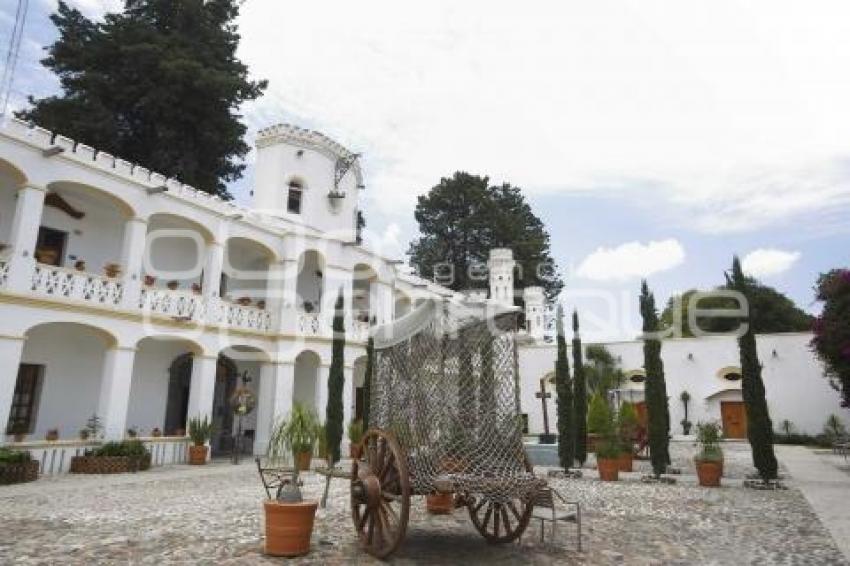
[19,0,266,198]
[554,305,574,469]
[362,337,374,428]
[811,269,850,407]
[572,311,588,465]
[584,345,624,398]
[640,280,670,476]
[408,172,563,301]
[729,257,778,481]
[661,284,813,337]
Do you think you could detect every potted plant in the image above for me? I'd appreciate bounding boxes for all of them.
[586,394,610,453]
[143,274,156,287]
[279,404,319,471]
[45,428,59,442]
[70,440,151,474]
[303,301,315,313]
[151,427,162,438]
[74,259,86,272]
[680,391,692,435]
[188,415,213,465]
[257,300,266,310]
[82,414,102,442]
[0,447,39,485]
[79,428,90,441]
[694,422,723,487]
[616,402,639,472]
[262,410,319,557]
[191,283,202,295]
[237,296,252,306]
[127,426,138,439]
[167,280,180,290]
[347,419,364,459]
[104,263,121,278]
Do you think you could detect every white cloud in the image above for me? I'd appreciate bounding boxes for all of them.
[742,248,801,278]
[575,239,686,282]
[235,0,850,230]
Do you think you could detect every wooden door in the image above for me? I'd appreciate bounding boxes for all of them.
[721,401,747,439]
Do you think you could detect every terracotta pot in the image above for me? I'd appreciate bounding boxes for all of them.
[45,430,59,442]
[597,457,620,481]
[426,492,454,515]
[617,452,634,472]
[144,275,156,286]
[294,451,312,472]
[264,500,318,557]
[189,445,208,465]
[696,459,722,487]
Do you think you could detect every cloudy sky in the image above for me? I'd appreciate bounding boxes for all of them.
[4,0,850,339]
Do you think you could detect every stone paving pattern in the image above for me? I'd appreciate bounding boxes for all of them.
[0,443,846,565]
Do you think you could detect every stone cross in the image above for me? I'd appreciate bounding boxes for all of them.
[536,377,552,436]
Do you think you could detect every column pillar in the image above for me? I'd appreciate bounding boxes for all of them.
[119,217,148,309]
[97,346,137,440]
[186,354,218,425]
[0,336,26,444]
[255,360,294,455]
[6,184,47,291]
[202,241,225,300]
[375,281,394,326]
[273,259,299,334]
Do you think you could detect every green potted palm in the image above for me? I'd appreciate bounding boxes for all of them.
[188,416,213,465]
[594,401,620,481]
[262,404,319,557]
[616,402,639,472]
[694,421,723,487]
[586,394,609,453]
[347,419,364,459]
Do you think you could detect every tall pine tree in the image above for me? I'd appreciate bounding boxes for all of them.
[321,290,346,508]
[729,257,778,480]
[640,280,671,476]
[20,0,266,198]
[362,337,374,429]
[572,311,588,465]
[554,305,574,469]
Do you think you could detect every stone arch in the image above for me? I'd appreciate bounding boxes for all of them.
[45,180,137,220]
[0,157,28,187]
[296,249,325,313]
[24,320,117,349]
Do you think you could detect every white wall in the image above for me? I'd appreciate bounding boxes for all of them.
[518,333,848,436]
[21,324,106,439]
[127,339,193,434]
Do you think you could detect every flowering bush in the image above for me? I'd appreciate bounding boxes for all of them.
[811,269,850,407]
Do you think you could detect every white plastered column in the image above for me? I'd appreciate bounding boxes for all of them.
[6,184,47,291]
[97,346,137,440]
[119,217,148,309]
[374,280,394,326]
[186,354,218,424]
[202,241,225,300]
[255,360,295,455]
[273,259,299,334]
[0,335,26,444]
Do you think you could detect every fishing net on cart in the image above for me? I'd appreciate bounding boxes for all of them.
[370,298,543,504]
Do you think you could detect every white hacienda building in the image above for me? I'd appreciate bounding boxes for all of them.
[0,118,844,474]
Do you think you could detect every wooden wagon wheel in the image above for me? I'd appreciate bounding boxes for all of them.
[467,458,535,543]
[351,429,411,559]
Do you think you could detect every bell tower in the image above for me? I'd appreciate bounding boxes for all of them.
[488,248,516,306]
[253,124,363,239]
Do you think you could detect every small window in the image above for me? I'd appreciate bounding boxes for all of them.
[287,187,302,214]
[6,364,43,434]
[629,373,646,384]
[723,372,742,382]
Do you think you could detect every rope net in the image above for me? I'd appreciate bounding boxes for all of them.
[371,299,543,503]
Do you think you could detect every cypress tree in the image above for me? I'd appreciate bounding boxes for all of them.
[729,257,778,480]
[640,280,671,476]
[325,291,346,465]
[362,337,374,429]
[555,305,574,469]
[572,311,588,465]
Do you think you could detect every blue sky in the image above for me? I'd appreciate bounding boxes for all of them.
[4,0,849,339]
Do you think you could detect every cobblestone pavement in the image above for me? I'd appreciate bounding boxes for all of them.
[0,444,845,565]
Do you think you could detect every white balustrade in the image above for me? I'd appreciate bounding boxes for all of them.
[139,436,191,466]
[298,311,322,335]
[225,301,272,332]
[31,263,123,305]
[139,287,206,320]
[0,259,8,288]
[350,320,371,342]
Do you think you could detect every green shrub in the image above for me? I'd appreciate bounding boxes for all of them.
[587,394,611,434]
[188,415,213,447]
[92,440,150,458]
[0,447,31,465]
[268,402,319,462]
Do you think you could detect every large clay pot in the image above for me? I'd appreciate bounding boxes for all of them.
[426,492,454,515]
[264,500,318,557]
[617,452,633,472]
[696,459,722,487]
[597,457,620,482]
[294,451,312,472]
[189,445,208,465]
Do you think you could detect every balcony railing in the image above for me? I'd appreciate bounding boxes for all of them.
[139,287,205,320]
[298,311,322,336]
[351,320,371,342]
[31,263,123,306]
[0,259,8,287]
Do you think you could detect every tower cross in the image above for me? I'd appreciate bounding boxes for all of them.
[536,377,552,436]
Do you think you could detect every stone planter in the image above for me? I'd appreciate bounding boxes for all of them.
[597,457,620,481]
[264,500,318,557]
[70,454,150,474]
[0,461,39,485]
[696,459,722,487]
